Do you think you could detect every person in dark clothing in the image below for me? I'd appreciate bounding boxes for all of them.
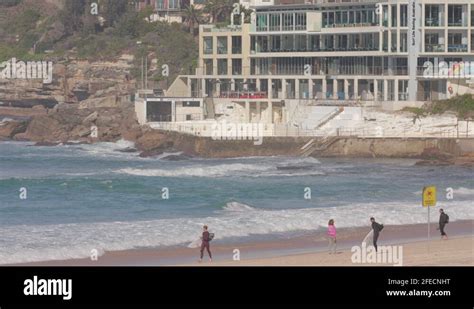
[370,217,384,252]
[199,225,212,262]
[439,209,449,240]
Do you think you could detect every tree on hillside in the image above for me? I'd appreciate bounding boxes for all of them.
[0,0,22,7]
[102,0,130,27]
[204,0,235,24]
[60,0,87,34]
[183,5,202,35]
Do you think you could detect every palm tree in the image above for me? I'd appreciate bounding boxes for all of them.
[203,0,219,24]
[184,4,202,35]
[204,0,236,23]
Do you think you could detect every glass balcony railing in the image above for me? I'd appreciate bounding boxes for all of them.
[425,18,440,27]
[448,44,468,52]
[253,45,379,53]
[448,20,464,27]
[425,44,445,52]
[398,93,409,101]
[323,22,379,28]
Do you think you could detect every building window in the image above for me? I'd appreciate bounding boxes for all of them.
[271,35,280,52]
[295,35,307,51]
[269,14,281,31]
[310,35,320,51]
[169,0,179,10]
[282,13,294,31]
[391,5,397,27]
[203,37,213,54]
[204,59,213,75]
[295,12,306,30]
[425,5,440,27]
[232,59,242,75]
[217,59,228,75]
[448,32,466,52]
[400,32,408,52]
[232,36,242,54]
[156,0,165,9]
[400,5,408,27]
[257,14,268,31]
[448,5,463,27]
[471,7,474,26]
[217,36,227,54]
[425,33,442,52]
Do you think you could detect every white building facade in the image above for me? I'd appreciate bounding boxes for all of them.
[149,0,474,138]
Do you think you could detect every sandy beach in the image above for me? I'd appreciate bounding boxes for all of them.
[13,220,473,267]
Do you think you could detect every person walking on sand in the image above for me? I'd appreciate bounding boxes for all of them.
[199,225,213,262]
[327,219,337,254]
[370,217,384,252]
[439,209,449,240]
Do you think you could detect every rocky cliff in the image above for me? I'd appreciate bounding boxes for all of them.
[0,56,140,143]
[0,55,135,108]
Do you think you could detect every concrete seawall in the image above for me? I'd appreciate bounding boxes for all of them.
[320,137,473,158]
[154,131,474,158]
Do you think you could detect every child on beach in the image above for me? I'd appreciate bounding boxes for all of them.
[327,219,337,254]
[199,225,213,262]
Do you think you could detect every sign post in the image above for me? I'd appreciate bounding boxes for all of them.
[422,186,437,251]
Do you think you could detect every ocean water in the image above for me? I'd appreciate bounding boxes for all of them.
[0,140,472,264]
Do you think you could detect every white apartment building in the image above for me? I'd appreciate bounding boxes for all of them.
[139,0,474,138]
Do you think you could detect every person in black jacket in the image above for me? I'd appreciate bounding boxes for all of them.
[199,225,212,262]
[439,209,449,240]
[370,217,384,252]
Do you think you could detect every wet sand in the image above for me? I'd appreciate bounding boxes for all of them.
[11,220,473,267]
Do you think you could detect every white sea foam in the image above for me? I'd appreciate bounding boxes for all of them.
[116,156,324,178]
[413,187,474,197]
[223,201,256,212]
[117,163,272,178]
[0,199,472,264]
[72,139,136,157]
[455,187,474,196]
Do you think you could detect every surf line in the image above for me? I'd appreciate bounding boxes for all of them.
[24,276,72,300]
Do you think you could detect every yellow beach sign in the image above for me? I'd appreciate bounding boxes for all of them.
[422,186,437,249]
[422,186,437,207]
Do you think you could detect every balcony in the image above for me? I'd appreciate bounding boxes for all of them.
[254,45,379,53]
[448,19,464,27]
[218,91,268,99]
[425,18,440,27]
[425,44,444,52]
[448,44,468,52]
[324,22,379,28]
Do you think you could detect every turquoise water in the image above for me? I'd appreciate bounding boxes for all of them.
[0,140,472,264]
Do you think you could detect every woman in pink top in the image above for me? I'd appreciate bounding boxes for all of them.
[327,219,337,254]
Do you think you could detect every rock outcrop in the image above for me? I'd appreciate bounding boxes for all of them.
[0,56,135,109]
[9,100,141,143]
[0,120,28,140]
[415,147,474,167]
